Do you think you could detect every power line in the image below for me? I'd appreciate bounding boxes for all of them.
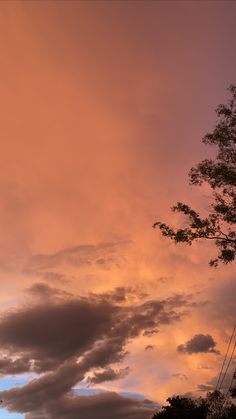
[218,338,236,391]
[226,368,236,398]
[216,324,236,390]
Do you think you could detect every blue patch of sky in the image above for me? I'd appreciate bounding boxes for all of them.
[73,380,149,400]
[73,387,106,396]
[0,408,24,419]
[0,374,37,391]
[0,373,37,419]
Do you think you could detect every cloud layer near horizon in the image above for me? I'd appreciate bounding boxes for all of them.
[0,287,190,417]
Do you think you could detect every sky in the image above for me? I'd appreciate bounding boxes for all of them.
[0,1,236,418]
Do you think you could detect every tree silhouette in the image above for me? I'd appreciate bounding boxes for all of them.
[151,395,207,418]
[153,85,236,266]
[151,391,236,419]
[152,85,236,416]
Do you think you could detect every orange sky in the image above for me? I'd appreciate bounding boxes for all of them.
[0,1,236,418]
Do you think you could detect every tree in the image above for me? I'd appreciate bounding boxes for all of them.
[151,391,236,419]
[153,85,236,266]
[151,395,207,418]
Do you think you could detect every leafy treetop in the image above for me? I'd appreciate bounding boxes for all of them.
[154,85,236,266]
[151,391,236,419]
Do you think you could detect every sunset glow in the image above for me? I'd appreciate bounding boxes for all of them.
[0,1,236,418]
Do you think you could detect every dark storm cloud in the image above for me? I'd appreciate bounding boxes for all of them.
[0,356,31,375]
[177,334,219,354]
[0,298,117,372]
[25,392,156,419]
[0,359,84,412]
[0,289,191,416]
[88,366,130,384]
[24,241,129,274]
[0,291,191,373]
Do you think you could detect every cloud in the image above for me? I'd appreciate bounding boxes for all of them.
[0,298,117,372]
[0,356,31,375]
[41,272,71,284]
[93,286,148,304]
[24,241,129,275]
[24,392,156,419]
[143,329,159,337]
[0,289,190,416]
[197,383,214,393]
[26,283,73,301]
[145,345,154,351]
[197,361,236,394]
[172,373,188,381]
[206,278,236,325]
[0,359,85,412]
[177,334,219,354]
[197,364,214,370]
[0,292,190,375]
[87,366,130,384]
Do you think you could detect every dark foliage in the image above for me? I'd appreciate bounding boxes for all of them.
[151,391,236,419]
[229,371,236,398]
[154,85,236,266]
[151,395,207,418]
